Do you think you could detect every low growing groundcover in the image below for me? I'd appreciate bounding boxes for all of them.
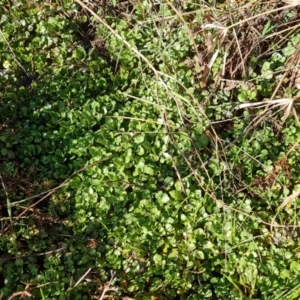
[1,0,300,299]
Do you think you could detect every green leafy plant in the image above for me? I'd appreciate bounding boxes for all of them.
[1,0,300,299]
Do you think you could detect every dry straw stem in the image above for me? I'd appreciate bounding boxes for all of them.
[165,0,201,63]
[284,135,300,159]
[99,271,118,300]
[234,97,300,127]
[271,187,300,231]
[7,291,32,300]
[282,0,300,4]
[270,131,300,230]
[0,173,11,221]
[0,28,29,77]
[0,247,65,263]
[203,3,300,34]
[73,268,92,288]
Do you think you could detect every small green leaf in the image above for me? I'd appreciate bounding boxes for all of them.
[134,134,144,144]
[168,249,178,259]
[3,60,11,69]
[199,134,210,147]
[161,193,170,203]
[285,251,293,260]
[153,254,162,264]
[169,190,182,200]
[137,146,144,156]
[1,148,8,156]
[175,180,182,191]
[290,261,300,272]
[144,165,154,175]
[180,214,187,221]
[15,258,23,266]
[72,46,86,60]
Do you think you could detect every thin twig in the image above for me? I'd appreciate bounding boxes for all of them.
[0,28,29,77]
[7,291,32,300]
[0,173,11,221]
[99,271,119,300]
[271,188,300,231]
[0,247,66,262]
[74,268,92,288]
[225,4,298,31]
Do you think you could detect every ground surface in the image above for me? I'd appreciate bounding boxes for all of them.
[1,0,300,299]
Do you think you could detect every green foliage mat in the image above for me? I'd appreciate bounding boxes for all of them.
[1,0,300,299]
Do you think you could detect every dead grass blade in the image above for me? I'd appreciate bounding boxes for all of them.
[271,187,300,231]
[235,97,300,128]
[0,173,11,221]
[282,0,300,4]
